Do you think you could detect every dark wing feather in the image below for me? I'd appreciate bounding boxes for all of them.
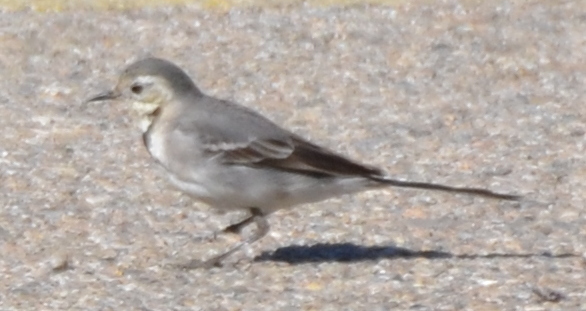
[280,136,383,177]
[213,134,383,178]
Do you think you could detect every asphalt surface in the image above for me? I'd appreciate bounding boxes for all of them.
[0,1,585,310]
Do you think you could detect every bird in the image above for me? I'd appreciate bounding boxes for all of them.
[87,57,520,269]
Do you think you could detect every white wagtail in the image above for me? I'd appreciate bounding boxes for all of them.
[87,57,520,269]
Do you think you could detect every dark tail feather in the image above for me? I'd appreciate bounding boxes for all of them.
[372,176,521,201]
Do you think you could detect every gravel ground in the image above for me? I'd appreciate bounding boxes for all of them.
[1,1,586,310]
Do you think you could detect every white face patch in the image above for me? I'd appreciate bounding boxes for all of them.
[132,101,159,116]
[132,101,159,132]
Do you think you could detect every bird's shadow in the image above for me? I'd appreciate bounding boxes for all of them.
[254,243,578,264]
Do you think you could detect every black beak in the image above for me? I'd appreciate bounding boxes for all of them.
[85,90,121,103]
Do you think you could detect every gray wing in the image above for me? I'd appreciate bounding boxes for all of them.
[176,97,384,178]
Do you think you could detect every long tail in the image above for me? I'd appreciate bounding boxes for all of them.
[371,176,521,201]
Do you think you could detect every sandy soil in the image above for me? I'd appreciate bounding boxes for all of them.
[0,0,585,310]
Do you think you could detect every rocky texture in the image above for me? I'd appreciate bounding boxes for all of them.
[0,1,585,310]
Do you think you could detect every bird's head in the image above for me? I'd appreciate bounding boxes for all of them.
[87,57,202,131]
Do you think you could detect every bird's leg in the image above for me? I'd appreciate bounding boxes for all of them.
[174,207,269,269]
[194,213,254,243]
[222,214,255,234]
[202,208,269,267]
[194,212,257,243]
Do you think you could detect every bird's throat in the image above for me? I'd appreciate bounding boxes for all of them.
[132,101,161,132]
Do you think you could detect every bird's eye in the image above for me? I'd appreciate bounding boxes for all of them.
[131,84,143,94]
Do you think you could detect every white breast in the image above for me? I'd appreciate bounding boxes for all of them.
[147,128,168,166]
